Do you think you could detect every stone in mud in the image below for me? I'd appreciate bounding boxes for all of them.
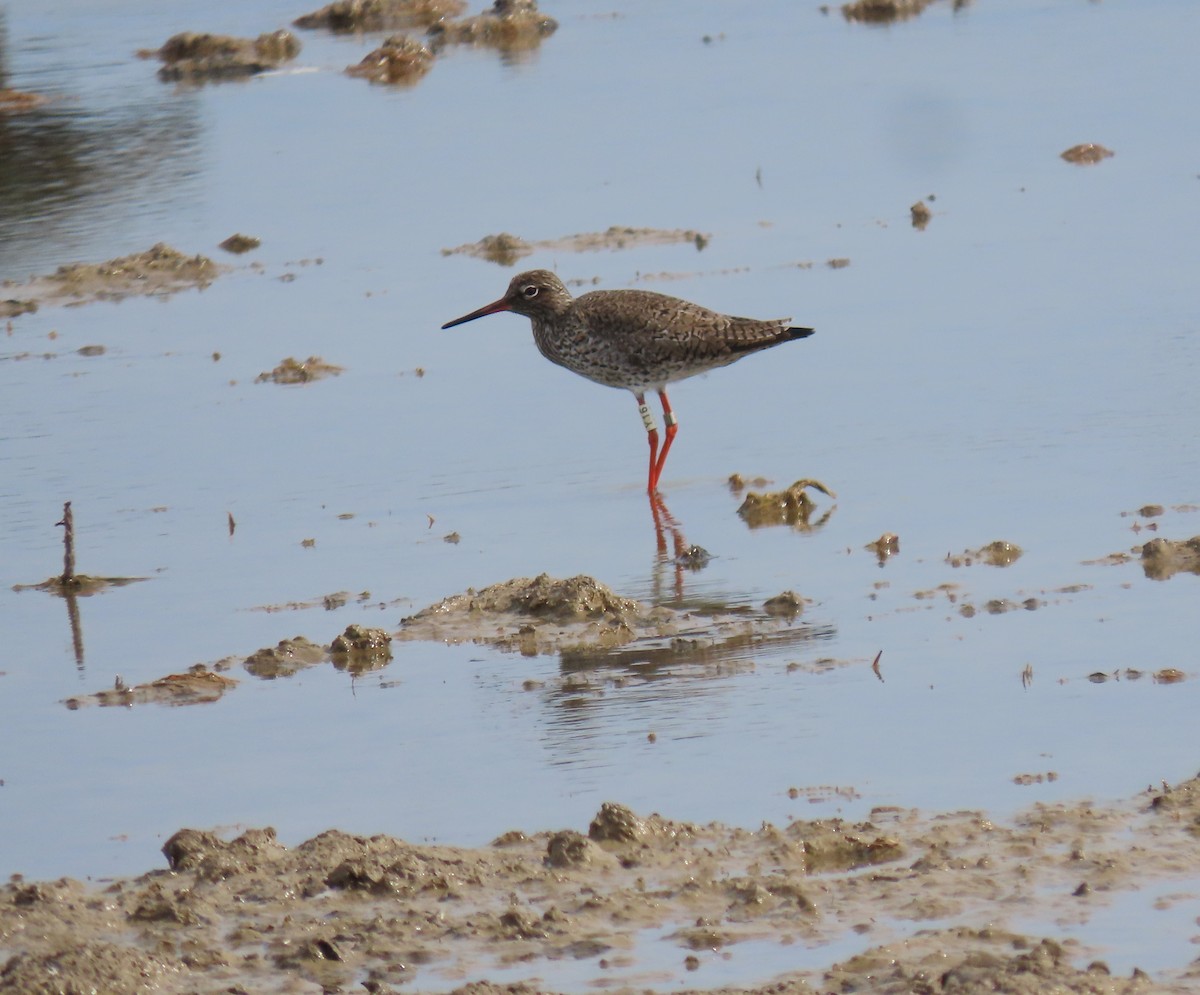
[736,478,836,529]
[152,30,301,81]
[427,0,558,52]
[346,34,435,84]
[1140,535,1200,580]
[295,0,466,31]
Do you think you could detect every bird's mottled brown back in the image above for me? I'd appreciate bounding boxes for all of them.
[531,287,805,392]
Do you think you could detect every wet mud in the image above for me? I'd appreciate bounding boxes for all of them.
[4,776,1200,993]
[427,0,558,53]
[0,88,47,114]
[1061,142,1115,165]
[946,540,1024,568]
[64,667,237,709]
[735,479,837,530]
[146,30,301,82]
[295,0,467,32]
[840,0,935,25]
[218,233,261,254]
[1,243,221,313]
[1140,535,1200,580]
[346,35,436,85]
[909,198,931,230]
[254,355,345,384]
[442,226,711,266]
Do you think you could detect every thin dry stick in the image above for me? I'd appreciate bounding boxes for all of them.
[56,501,75,584]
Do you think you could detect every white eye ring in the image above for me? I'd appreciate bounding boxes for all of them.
[523,285,539,298]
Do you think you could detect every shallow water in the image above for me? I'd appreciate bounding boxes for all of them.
[1,0,1197,958]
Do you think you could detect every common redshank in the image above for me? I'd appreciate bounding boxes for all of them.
[442,270,814,493]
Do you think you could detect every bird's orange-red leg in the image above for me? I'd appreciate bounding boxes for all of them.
[635,393,660,494]
[649,389,678,492]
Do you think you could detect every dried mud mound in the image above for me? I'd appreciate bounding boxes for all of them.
[5,778,1200,993]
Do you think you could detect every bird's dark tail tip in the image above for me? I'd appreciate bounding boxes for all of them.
[788,326,815,340]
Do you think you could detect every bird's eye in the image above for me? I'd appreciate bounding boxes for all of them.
[523,285,539,298]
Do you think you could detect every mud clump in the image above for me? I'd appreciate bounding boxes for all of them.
[295,0,466,31]
[1061,142,1114,165]
[910,198,931,230]
[398,573,653,655]
[346,34,434,84]
[64,666,237,710]
[442,226,709,266]
[218,233,261,254]
[588,801,647,843]
[763,590,806,617]
[150,30,301,81]
[330,624,393,672]
[736,479,836,530]
[946,540,1023,568]
[0,298,38,318]
[1,243,221,311]
[0,88,47,114]
[443,231,533,265]
[866,531,900,563]
[243,636,326,678]
[1140,535,1200,580]
[427,0,558,52]
[407,573,639,625]
[842,0,933,24]
[255,355,344,384]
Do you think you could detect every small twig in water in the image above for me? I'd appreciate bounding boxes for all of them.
[56,501,75,584]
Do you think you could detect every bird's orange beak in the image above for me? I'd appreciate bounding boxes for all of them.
[441,295,512,329]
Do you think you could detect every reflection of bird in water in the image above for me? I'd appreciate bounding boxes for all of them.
[649,492,712,605]
[442,270,814,494]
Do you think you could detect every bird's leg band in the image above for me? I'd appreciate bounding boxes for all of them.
[638,401,657,434]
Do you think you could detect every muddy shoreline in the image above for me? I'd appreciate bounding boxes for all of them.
[4,776,1199,993]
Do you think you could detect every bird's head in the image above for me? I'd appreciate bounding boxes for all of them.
[442,269,573,328]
